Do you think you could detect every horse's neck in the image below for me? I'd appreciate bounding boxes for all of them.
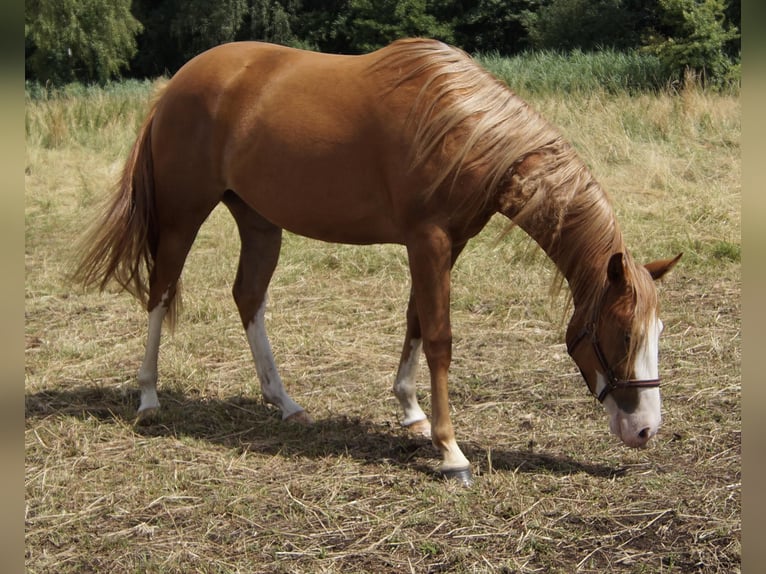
[496,151,620,308]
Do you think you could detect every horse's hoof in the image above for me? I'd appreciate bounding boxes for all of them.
[405,418,432,439]
[440,467,474,486]
[135,406,159,425]
[285,410,313,425]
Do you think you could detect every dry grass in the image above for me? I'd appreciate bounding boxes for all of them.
[25,83,739,572]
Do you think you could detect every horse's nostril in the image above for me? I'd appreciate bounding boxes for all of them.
[638,427,650,440]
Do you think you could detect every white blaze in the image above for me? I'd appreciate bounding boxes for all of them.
[602,315,663,447]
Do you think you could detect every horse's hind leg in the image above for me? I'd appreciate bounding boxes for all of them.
[393,290,430,437]
[136,295,166,417]
[136,227,202,419]
[223,192,309,423]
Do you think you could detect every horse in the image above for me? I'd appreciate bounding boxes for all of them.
[74,38,681,484]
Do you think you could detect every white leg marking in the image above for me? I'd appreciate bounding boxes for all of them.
[393,338,429,427]
[439,438,471,472]
[136,295,168,414]
[603,314,663,447]
[246,300,304,419]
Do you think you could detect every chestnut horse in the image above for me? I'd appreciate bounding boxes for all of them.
[75,39,680,484]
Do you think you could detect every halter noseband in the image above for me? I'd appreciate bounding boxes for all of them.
[566,322,661,403]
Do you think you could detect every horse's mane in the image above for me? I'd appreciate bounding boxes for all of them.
[374,39,558,204]
[373,39,657,357]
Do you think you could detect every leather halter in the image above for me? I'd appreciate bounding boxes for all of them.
[567,322,661,403]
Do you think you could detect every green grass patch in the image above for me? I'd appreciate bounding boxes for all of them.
[479,49,672,96]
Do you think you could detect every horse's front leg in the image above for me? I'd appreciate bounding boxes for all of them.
[406,226,472,485]
[394,241,467,439]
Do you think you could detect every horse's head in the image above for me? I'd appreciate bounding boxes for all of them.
[566,252,681,448]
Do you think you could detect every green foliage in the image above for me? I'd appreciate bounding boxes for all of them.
[523,0,640,51]
[131,0,250,76]
[169,0,250,57]
[643,0,740,86]
[333,0,455,53]
[711,240,740,262]
[244,0,301,46]
[25,0,143,84]
[455,0,535,54]
[290,0,349,52]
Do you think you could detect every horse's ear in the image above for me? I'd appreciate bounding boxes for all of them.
[645,253,682,281]
[607,252,626,285]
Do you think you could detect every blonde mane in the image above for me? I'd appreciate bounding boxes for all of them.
[373,39,657,354]
[375,39,558,203]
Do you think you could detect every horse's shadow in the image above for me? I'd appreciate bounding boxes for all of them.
[25,384,623,479]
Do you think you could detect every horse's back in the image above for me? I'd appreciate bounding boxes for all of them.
[152,42,371,157]
[156,41,389,146]
[149,42,421,243]
[148,40,490,244]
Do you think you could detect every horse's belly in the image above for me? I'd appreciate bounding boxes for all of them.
[235,179,404,245]
[226,119,408,245]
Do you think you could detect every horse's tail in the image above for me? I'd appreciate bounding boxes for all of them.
[72,82,179,327]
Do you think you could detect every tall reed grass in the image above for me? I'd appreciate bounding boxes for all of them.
[478,49,671,96]
[25,79,158,153]
[479,49,739,97]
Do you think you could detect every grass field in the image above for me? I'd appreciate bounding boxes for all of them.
[25,72,740,572]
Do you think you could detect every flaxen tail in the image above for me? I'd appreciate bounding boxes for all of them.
[73,85,180,327]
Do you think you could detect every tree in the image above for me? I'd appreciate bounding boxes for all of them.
[25,0,143,84]
[522,0,639,51]
[724,0,740,57]
[239,0,302,47]
[333,0,455,53]
[643,0,739,85]
[131,0,307,77]
[131,0,249,77]
[288,0,345,52]
[170,0,249,57]
[455,0,535,54]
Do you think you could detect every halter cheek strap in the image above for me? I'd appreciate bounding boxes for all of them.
[567,323,661,403]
